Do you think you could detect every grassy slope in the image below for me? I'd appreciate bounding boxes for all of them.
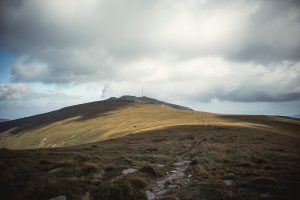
[1,99,299,150]
[0,101,219,149]
[0,100,299,199]
[0,122,299,200]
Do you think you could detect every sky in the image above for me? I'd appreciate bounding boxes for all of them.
[0,0,300,119]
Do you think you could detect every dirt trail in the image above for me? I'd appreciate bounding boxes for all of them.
[144,135,209,199]
[145,159,192,200]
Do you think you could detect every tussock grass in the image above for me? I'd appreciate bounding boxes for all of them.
[251,176,278,185]
[1,120,299,200]
[140,164,159,177]
[80,162,99,175]
[191,164,209,178]
[92,175,147,200]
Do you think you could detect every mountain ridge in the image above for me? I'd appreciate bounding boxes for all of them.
[0,95,299,150]
[0,96,207,149]
[111,95,192,110]
[0,95,191,125]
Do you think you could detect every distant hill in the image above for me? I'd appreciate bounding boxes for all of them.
[0,95,299,150]
[0,118,9,122]
[291,114,300,119]
[0,95,205,149]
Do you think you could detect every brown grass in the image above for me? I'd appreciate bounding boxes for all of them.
[0,115,299,200]
[80,162,99,175]
[140,165,159,177]
[92,175,147,200]
[191,164,209,178]
[251,176,278,185]
[0,102,217,149]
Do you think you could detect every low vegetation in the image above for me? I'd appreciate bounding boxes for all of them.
[0,100,217,149]
[0,99,299,199]
[0,121,299,199]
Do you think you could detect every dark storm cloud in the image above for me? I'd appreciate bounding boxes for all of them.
[230,45,300,64]
[0,0,299,63]
[0,0,300,103]
[228,0,300,63]
[218,90,300,103]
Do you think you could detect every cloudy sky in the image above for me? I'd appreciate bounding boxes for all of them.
[0,0,300,119]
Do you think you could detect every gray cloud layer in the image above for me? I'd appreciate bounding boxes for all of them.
[1,0,300,103]
[0,83,33,101]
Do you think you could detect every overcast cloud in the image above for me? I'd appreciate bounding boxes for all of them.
[0,0,300,118]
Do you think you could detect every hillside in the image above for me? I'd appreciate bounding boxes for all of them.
[0,95,209,149]
[0,96,300,200]
[1,96,299,150]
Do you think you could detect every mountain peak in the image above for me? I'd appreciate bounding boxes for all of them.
[111,95,192,110]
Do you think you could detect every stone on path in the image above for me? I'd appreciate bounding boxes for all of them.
[223,179,234,186]
[145,190,156,200]
[122,168,138,175]
[260,192,271,198]
[146,160,192,199]
[157,189,168,196]
[173,160,191,166]
[48,168,64,174]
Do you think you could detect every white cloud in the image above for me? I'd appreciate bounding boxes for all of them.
[107,57,300,102]
[1,0,299,68]
[11,56,49,81]
[0,82,104,119]
[0,0,300,118]
[0,83,33,100]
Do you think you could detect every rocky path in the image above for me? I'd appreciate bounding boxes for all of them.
[144,137,208,199]
[145,159,192,200]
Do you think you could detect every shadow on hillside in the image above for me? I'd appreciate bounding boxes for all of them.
[0,100,134,134]
[218,114,300,134]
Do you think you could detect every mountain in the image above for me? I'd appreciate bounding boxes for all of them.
[0,95,299,150]
[0,95,203,149]
[0,95,300,200]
